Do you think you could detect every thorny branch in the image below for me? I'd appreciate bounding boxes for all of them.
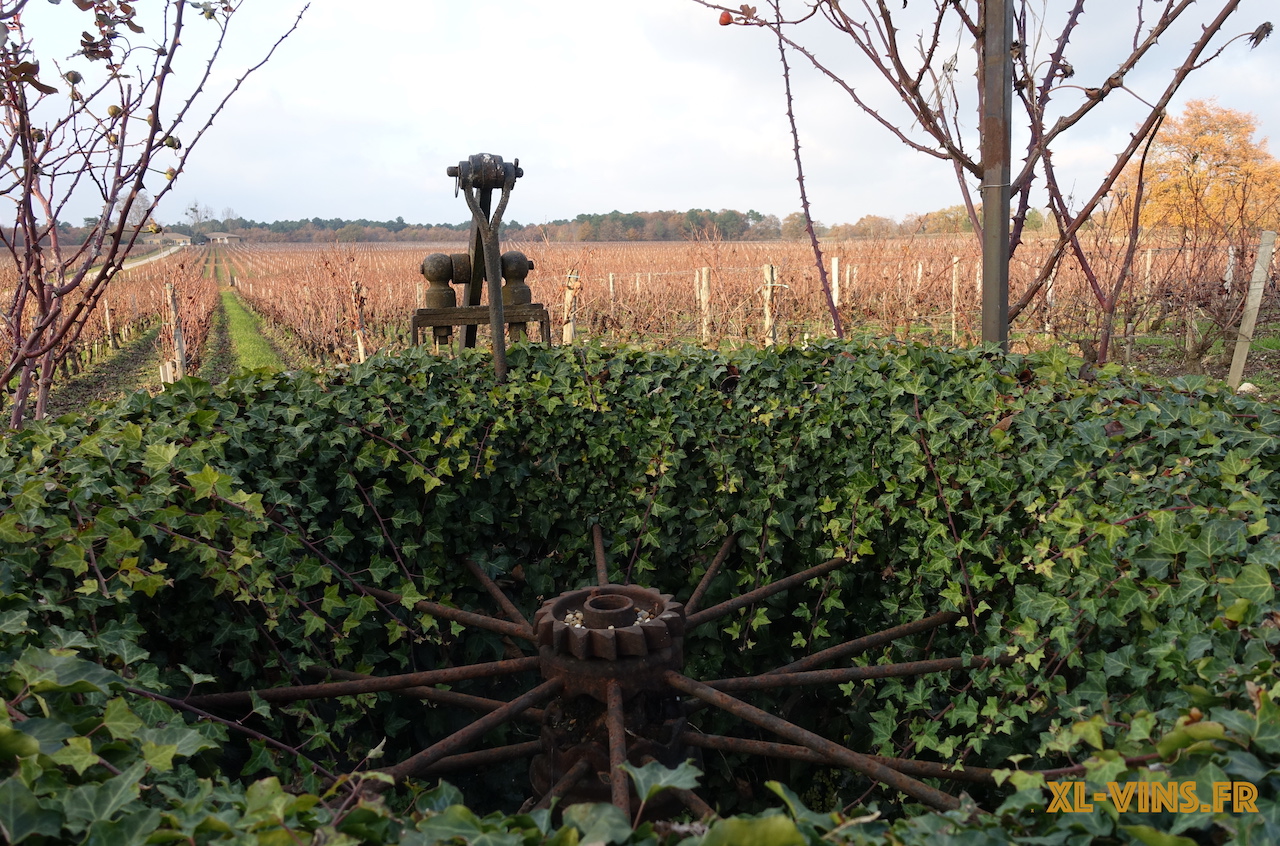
[771,1,843,338]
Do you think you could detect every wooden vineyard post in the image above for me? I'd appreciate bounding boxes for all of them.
[355,326,368,364]
[161,282,186,383]
[103,299,117,349]
[762,264,777,347]
[697,267,711,345]
[608,273,616,321]
[1228,230,1277,390]
[1043,266,1057,336]
[563,270,580,344]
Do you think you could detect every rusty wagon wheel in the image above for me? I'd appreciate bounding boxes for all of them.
[181,527,1009,818]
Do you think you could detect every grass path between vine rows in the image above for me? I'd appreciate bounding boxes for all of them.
[220,289,285,371]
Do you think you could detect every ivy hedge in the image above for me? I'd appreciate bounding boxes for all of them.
[1,339,1278,844]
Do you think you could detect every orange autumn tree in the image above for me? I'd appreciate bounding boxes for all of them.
[1107,99,1280,365]
[1124,100,1280,243]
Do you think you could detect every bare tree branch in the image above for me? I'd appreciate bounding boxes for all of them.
[697,0,1259,362]
[0,1,308,426]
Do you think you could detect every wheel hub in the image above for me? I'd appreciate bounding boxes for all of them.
[534,585,685,695]
[529,585,692,805]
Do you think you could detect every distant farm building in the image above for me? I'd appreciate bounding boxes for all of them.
[140,232,192,246]
[205,232,242,244]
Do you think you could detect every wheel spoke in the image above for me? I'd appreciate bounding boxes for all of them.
[360,583,534,641]
[381,677,564,785]
[662,671,961,812]
[685,558,845,629]
[769,611,961,675]
[593,524,610,586]
[534,759,593,811]
[465,556,534,634]
[683,533,737,616]
[681,733,996,784]
[311,666,545,723]
[683,731,827,762]
[707,654,1019,693]
[294,526,1001,816]
[670,787,715,818]
[606,680,630,818]
[185,657,540,710]
[419,741,543,777]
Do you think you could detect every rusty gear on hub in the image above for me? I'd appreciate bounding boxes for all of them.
[534,585,685,702]
[534,585,683,662]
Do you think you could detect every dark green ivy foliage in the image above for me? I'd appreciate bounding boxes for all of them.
[1,339,1279,844]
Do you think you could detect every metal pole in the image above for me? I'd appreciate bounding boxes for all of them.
[981,0,1012,349]
[482,226,508,381]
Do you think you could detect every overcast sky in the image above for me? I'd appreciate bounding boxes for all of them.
[28,0,1280,229]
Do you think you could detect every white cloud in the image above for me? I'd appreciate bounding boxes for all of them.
[19,0,1279,229]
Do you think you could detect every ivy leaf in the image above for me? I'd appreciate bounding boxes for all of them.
[0,727,40,763]
[620,759,701,802]
[62,762,145,826]
[140,741,177,772]
[561,803,632,844]
[141,442,181,475]
[240,741,277,776]
[1156,721,1225,758]
[83,810,161,846]
[414,780,464,814]
[134,725,218,758]
[1082,750,1128,785]
[178,664,217,687]
[1217,450,1249,478]
[9,718,73,755]
[95,627,149,666]
[102,698,143,740]
[185,465,231,501]
[1071,715,1107,750]
[1253,692,1280,755]
[0,513,35,544]
[699,813,806,846]
[0,777,63,844]
[765,780,837,831]
[412,804,485,842]
[51,736,99,775]
[1221,564,1275,606]
[1119,825,1199,846]
[14,648,121,694]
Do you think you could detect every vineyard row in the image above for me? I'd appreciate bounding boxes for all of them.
[5,235,1271,399]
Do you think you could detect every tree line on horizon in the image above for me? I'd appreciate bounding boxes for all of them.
[52,99,1270,250]
[143,205,1045,244]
